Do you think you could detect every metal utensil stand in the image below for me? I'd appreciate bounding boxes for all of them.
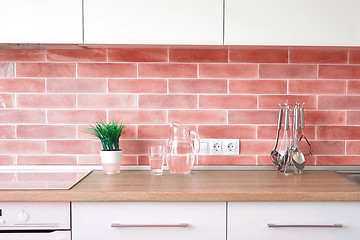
[275,103,306,175]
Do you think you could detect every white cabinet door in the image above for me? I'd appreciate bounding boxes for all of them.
[228,202,360,240]
[0,0,82,44]
[225,0,360,46]
[72,202,226,240]
[84,0,223,45]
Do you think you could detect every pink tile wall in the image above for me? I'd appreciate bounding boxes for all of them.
[0,46,359,166]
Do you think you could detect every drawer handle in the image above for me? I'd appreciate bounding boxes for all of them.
[111,223,188,228]
[267,224,343,228]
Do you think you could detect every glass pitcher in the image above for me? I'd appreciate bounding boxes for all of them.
[166,122,200,174]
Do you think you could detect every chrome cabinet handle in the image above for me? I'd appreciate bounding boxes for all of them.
[267,224,343,228]
[111,223,188,228]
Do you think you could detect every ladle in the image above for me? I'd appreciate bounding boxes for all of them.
[292,107,305,171]
[270,108,283,167]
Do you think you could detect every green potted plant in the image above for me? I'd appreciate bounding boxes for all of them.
[86,120,125,174]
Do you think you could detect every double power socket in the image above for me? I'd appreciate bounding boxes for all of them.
[199,139,240,156]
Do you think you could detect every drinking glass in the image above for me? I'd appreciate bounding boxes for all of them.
[148,146,166,176]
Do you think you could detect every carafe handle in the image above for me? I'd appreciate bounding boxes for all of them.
[189,131,200,154]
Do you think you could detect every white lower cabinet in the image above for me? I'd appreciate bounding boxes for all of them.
[228,202,360,240]
[72,202,226,240]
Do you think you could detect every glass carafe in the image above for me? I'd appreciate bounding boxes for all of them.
[166,122,200,174]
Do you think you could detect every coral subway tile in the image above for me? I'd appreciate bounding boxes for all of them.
[16,94,76,108]
[347,111,360,125]
[47,110,106,124]
[259,64,317,79]
[108,48,168,62]
[0,140,45,154]
[304,111,345,125]
[0,78,45,93]
[240,141,276,155]
[349,49,360,64]
[139,94,197,109]
[119,140,167,154]
[198,125,256,139]
[169,49,228,63]
[347,81,360,95]
[317,156,360,166]
[304,141,345,155]
[346,141,360,155]
[318,96,360,110]
[17,125,76,139]
[46,49,106,62]
[319,65,360,79]
[77,63,137,78]
[230,47,288,63]
[0,94,15,108]
[138,125,195,140]
[199,95,257,109]
[77,94,137,109]
[288,80,346,95]
[138,125,169,139]
[47,140,101,154]
[168,110,227,124]
[0,63,14,77]
[0,125,15,139]
[0,155,15,165]
[317,126,360,140]
[0,49,45,61]
[0,110,45,124]
[229,80,287,94]
[17,155,77,165]
[169,79,227,94]
[138,63,197,78]
[16,63,76,77]
[346,142,360,155]
[199,64,258,78]
[108,110,167,124]
[47,78,106,93]
[229,111,278,124]
[108,79,167,93]
[77,155,102,165]
[289,47,347,64]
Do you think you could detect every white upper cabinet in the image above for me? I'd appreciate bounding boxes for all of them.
[225,0,360,46]
[84,0,223,45]
[0,0,83,44]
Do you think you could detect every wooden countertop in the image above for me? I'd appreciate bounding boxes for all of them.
[1,170,360,202]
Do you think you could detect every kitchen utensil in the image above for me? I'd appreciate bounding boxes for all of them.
[299,104,312,156]
[291,107,305,172]
[166,122,200,174]
[278,106,290,171]
[270,108,283,167]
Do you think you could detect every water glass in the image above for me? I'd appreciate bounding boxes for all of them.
[148,146,166,176]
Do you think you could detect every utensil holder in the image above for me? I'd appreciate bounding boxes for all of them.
[276,103,304,175]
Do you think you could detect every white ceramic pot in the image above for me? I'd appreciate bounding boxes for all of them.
[100,150,122,174]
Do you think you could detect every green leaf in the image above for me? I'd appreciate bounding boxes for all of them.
[84,120,126,151]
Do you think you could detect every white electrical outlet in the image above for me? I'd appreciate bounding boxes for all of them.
[199,139,239,155]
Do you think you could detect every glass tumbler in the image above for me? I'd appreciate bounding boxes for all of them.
[148,146,166,176]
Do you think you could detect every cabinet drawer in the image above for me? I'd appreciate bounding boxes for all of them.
[72,202,226,240]
[228,202,360,240]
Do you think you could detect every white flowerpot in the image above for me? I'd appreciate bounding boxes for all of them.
[100,150,122,174]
